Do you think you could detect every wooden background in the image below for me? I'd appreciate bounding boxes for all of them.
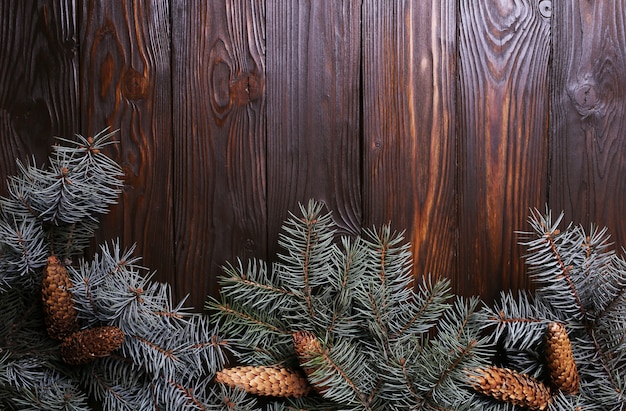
[2,0,625,310]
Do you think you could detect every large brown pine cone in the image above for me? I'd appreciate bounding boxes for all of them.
[545,321,580,394]
[469,366,552,411]
[41,255,78,340]
[214,365,311,398]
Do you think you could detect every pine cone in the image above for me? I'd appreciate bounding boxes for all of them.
[61,325,125,365]
[469,366,552,410]
[293,330,324,359]
[41,255,78,340]
[545,322,580,394]
[293,330,329,394]
[214,365,311,398]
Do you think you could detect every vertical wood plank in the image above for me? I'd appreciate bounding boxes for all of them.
[361,1,458,288]
[266,0,362,247]
[0,0,78,193]
[458,0,551,301]
[550,1,626,246]
[80,1,175,296]
[172,0,267,307]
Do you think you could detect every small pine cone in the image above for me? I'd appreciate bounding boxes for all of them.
[42,255,78,340]
[545,322,580,394]
[293,330,323,359]
[469,367,552,411]
[61,325,125,365]
[293,331,329,394]
[214,365,311,398]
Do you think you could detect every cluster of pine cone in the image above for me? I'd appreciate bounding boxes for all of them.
[470,322,580,410]
[215,325,580,410]
[41,255,124,365]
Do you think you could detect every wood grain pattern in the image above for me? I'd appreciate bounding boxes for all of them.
[79,0,175,295]
[172,0,267,306]
[0,0,78,192]
[266,0,363,250]
[550,0,626,247]
[4,2,626,307]
[457,0,551,301]
[362,0,458,288]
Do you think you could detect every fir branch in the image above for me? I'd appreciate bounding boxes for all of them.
[11,372,90,411]
[212,300,291,338]
[0,215,47,282]
[276,200,337,314]
[217,258,297,313]
[304,338,376,409]
[354,224,414,350]
[576,225,617,313]
[46,219,100,258]
[544,229,588,320]
[389,277,452,342]
[480,291,549,352]
[424,339,479,407]
[323,236,366,337]
[176,315,230,375]
[590,253,626,320]
[0,130,231,410]
[212,200,493,410]
[83,357,155,410]
[166,378,207,410]
[411,297,489,409]
[519,209,587,322]
[133,333,178,362]
[211,385,261,411]
[399,354,425,407]
[498,209,626,408]
[0,353,90,410]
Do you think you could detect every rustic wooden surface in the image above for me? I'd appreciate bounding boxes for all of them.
[2,1,626,308]
[362,0,458,291]
[172,0,267,306]
[266,0,363,249]
[79,0,175,295]
[550,0,626,249]
[0,0,78,183]
[457,0,551,301]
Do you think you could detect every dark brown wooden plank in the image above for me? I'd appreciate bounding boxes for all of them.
[550,1,626,247]
[361,1,458,289]
[457,0,551,301]
[172,0,267,307]
[266,1,363,248]
[0,0,78,192]
[79,0,175,297]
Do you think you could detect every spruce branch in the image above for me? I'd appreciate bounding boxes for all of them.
[303,338,376,407]
[518,209,588,322]
[476,208,626,410]
[276,200,338,317]
[389,276,452,340]
[218,258,298,314]
[0,129,232,410]
[209,200,492,410]
[0,215,47,285]
[481,291,549,353]
[0,129,123,280]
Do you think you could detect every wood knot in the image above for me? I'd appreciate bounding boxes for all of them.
[122,68,148,100]
[372,140,383,152]
[570,83,599,116]
[538,1,552,19]
[230,73,262,106]
[230,76,249,106]
[244,238,256,253]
